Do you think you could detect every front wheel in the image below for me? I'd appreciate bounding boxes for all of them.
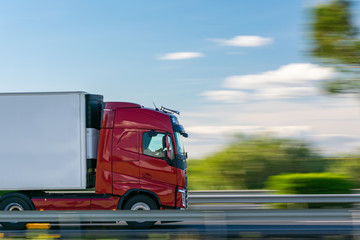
[123,195,158,229]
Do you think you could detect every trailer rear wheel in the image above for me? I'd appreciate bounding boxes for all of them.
[0,196,32,230]
[123,195,158,229]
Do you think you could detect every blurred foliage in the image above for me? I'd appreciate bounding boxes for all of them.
[265,173,352,208]
[326,150,360,187]
[266,173,352,194]
[188,134,327,190]
[310,0,360,94]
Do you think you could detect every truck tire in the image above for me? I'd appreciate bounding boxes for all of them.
[0,196,32,230]
[123,195,158,229]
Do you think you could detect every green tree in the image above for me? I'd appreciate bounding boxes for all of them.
[310,0,360,94]
[188,135,326,190]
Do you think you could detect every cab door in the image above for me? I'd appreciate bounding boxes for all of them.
[111,129,140,196]
[139,130,177,207]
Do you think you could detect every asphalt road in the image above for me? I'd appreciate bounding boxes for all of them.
[0,224,356,239]
[0,218,358,239]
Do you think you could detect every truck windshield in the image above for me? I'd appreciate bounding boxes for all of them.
[174,132,185,154]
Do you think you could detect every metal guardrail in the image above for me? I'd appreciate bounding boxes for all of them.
[189,190,275,196]
[188,193,360,204]
[0,209,357,222]
[189,190,360,195]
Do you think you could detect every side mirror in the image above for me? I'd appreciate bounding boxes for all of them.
[165,136,171,160]
[181,132,188,138]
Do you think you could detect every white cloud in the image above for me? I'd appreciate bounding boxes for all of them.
[267,126,312,137]
[255,87,319,99]
[159,52,204,60]
[212,35,273,47]
[310,134,360,155]
[200,90,249,103]
[312,134,360,141]
[201,63,335,102]
[187,125,312,137]
[224,63,334,89]
[187,125,262,135]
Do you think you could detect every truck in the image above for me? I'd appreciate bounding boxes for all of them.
[0,92,188,229]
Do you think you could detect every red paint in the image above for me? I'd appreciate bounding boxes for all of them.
[114,108,173,133]
[105,102,141,110]
[113,182,142,196]
[90,196,120,210]
[32,196,120,211]
[95,128,113,194]
[140,181,176,207]
[112,129,140,184]
[101,111,115,129]
[177,168,186,188]
[33,198,91,210]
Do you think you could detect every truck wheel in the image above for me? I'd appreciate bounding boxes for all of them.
[123,195,158,229]
[0,197,32,230]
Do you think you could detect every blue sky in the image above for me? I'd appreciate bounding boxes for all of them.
[1,0,359,158]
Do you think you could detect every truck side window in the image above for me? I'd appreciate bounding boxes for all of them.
[143,132,166,158]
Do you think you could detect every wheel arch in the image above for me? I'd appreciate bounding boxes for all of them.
[118,189,161,210]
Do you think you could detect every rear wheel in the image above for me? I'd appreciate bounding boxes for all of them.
[123,195,158,229]
[0,196,32,230]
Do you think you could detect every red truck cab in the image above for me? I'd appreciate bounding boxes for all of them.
[96,102,188,211]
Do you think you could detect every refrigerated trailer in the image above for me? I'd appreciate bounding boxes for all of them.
[0,92,188,229]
